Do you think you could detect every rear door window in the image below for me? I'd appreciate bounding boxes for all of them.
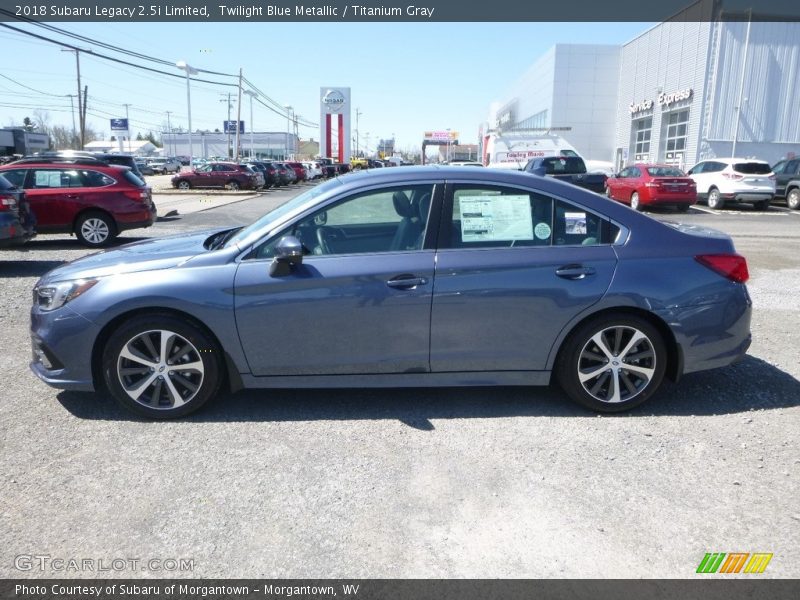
[32,169,83,188]
[0,168,27,188]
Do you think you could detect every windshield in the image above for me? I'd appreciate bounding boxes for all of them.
[224,177,344,248]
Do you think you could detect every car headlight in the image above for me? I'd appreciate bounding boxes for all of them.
[35,279,99,311]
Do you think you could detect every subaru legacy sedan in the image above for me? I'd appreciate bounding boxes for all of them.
[30,167,752,418]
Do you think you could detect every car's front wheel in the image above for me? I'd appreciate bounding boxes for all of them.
[75,211,116,247]
[176,180,191,190]
[102,314,223,419]
[556,314,667,413]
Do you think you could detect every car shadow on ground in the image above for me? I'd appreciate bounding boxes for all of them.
[56,355,799,427]
[1,259,68,277]
[9,236,151,252]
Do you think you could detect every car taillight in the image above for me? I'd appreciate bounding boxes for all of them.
[0,194,17,211]
[122,189,149,201]
[722,172,744,180]
[695,254,749,284]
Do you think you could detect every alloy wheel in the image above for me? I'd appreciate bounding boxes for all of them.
[117,329,205,409]
[80,217,110,245]
[577,326,656,404]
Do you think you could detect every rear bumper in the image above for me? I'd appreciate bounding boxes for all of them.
[724,192,773,202]
[659,284,753,377]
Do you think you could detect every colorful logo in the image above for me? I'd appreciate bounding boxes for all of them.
[696,552,773,574]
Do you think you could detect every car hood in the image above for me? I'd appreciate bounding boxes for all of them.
[38,229,219,284]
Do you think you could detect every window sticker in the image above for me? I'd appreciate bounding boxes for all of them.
[459,195,533,242]
[534,222,551,240]
[34,171,62,188]
[564,212,587,234]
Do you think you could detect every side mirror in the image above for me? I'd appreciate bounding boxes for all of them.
[686,169,693,175]
[269,235,304,277]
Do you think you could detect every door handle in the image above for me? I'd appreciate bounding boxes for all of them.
[555,264,596,280]
[65,194,81,199]
[386,275,428,289]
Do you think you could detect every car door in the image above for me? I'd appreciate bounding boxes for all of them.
[607,167,626,200]
[688,161,708,198]
[774,160,798,197]
[430,181,618,373]
[22,168,86,229]
[234,182,440,376]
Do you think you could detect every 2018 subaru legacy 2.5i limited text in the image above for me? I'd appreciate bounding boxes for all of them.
[30,166,751,418]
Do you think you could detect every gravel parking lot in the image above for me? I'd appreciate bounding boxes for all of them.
[1,189,798,579]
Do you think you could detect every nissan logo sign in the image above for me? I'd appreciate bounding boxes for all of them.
[322,90,346,112]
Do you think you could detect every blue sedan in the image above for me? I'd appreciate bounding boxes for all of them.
[30,166,752,418]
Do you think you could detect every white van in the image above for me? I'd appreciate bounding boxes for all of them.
[482,132,579,170]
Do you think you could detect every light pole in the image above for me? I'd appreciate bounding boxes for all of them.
[354,108,362,157]
[284,105,293,159]
[176,60,198,168]
[165,111,173,156]
[243,90,257,158]
[220,93,236,158]
[61,48,84,148]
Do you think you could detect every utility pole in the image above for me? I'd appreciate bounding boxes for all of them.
[235,68,243,160]
[284,105,293,160]
[220,93,235,158]
[65,94,77,149]
[243,90,257,158]
[122,103,132,153]
[62,48,84,148]
[355,108,362,157]
[165,111,173,156]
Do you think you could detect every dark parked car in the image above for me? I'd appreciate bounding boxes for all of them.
[245,162,273,188]
[171,162,260,191]
[30,166,751,419]
[0,157,155,247]
[274,162,297,184]
[771,158,800,210]
[134,159,155,176]
[605,164,697,211]
[0,173,36,247]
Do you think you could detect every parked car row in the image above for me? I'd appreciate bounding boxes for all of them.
[602,157,800,211]
[0,155,155,247]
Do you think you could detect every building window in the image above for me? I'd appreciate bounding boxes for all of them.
[512,109,549,131]
[663,109,690,167]
[633,117,652,161]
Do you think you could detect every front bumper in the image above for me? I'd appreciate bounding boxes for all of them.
[30,307,99,392]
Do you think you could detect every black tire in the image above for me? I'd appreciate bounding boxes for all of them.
[75,211,117,247]
[707,187,724,209]
[102,314,222,419]
[226,180,241,191]
[787,188,800,210]
[676,204,691,212]
[555,314,667,413]
[176,179,192,190]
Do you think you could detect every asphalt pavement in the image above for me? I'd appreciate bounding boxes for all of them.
[1,188,798,579]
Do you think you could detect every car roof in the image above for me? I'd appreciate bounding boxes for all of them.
[698,157,769,164]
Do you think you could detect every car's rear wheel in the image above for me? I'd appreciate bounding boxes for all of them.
[102,314,222,419]
[787,188,800,210]
[630,192,642,211]
[176,180,191,190]
[75,211,116,247]
[226,180,241,191]
[556,314,667,413]
[707,187,724,209]
[676,204,691,212]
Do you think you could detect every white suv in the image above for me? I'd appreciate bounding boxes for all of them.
[147,157,181,175]
[687,158,775,210]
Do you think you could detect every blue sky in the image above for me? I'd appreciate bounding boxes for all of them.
[0,21,650,153]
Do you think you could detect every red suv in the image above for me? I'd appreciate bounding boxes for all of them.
[171,162,260,191]
[0,157,155,247]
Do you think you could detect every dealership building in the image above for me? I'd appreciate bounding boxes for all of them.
[487,4,800,170]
